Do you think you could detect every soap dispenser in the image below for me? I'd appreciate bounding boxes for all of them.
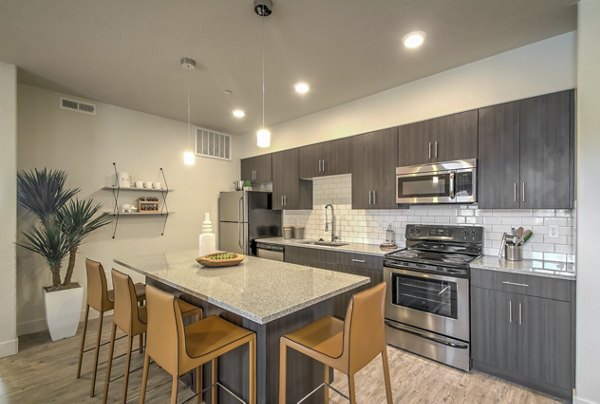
[198,212,216,256]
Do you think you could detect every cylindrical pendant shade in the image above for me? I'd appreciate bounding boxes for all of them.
[256,128,271,148]
[183,150,196,166]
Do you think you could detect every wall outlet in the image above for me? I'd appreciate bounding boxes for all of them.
[548,225,560,238]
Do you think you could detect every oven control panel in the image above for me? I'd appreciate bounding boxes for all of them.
[406,224,483,244]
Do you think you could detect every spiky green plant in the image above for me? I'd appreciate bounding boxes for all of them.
[17,168,79,226]
[57,198,111,286]
[17,223,76,291]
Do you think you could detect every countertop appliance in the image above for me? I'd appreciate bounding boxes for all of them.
[256,242,284,261]
[396,159,477,204]
[384,224,483,371]
[218,191,281,256]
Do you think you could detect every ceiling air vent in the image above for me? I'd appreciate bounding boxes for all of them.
[196,127,231,160]
[60,96,96,115]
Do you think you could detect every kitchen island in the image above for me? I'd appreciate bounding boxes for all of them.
[115,250,370,404]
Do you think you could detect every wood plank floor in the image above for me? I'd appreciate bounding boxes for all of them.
[0,316,560,403]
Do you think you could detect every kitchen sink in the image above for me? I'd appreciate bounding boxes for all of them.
[299,240,349,247]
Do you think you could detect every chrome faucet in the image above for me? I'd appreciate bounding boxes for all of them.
[324,204,337,242]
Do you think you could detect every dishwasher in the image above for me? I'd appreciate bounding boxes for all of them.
[256,242,284,261]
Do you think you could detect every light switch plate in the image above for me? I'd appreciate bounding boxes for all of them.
[548,225,559,238]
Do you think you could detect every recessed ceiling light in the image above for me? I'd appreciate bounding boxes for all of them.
[232,109,245,118]
[294,82,310,94]
[403,31,426,49]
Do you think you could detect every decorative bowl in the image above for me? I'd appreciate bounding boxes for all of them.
[196,252,245,268]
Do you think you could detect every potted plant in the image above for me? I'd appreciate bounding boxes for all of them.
[17,169,111,341]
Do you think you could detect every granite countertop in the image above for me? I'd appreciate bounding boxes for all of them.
[470,255,576,280]
[255,237,398,257]
[114,250,369,325]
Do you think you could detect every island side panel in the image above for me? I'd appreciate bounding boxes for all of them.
[147,277,333,404]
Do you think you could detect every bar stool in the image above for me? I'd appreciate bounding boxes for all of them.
[76,258,146,397]
[104,269,202,404]
[279,282,393,404]
[139,285,256,404]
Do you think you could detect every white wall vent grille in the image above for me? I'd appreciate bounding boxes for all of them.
[60,96,96,115]
[195,128,231,160]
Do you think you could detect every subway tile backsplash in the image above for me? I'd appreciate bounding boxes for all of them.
[283,174,576,263]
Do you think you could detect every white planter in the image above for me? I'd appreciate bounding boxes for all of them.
[43,286,84,341]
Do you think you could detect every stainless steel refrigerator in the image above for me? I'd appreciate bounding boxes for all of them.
[218,191,282,255]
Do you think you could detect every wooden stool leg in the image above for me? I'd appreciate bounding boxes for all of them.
[139,352,150,404]
[195,365,203,404]
[76,305,90,379]
[138,332,143,354]
[323,365,330,404]
[348,373,357,404]
[278,340,287,404]
[90,310,104,397]
[121,335,134,404]
[249,336,256,404]
[102,323,117,404]
[170,375,179,404]
[211,358,218,404]
[381,350,393,404]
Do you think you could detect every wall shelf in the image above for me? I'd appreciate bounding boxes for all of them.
[104,162,173,238]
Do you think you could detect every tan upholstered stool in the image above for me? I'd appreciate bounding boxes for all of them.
[103,269,202,404]
[139,285,256,404]
[279,282,393,404]
[76,258,145,397]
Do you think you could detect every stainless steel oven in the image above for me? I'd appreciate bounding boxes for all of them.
[396,159,477,204]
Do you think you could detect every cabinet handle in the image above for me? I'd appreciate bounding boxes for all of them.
[368,191,372,205]
[518,302,522,325]
[373,190,377,205]
[513,182,517,203]
[522,182,525,203]
[284,195,287,207]
[281,196,284,207]
[351,259,366,263]
[434,141,438,159]
[322,159,326,174]
[509,300,512,323]
[252,169,257,181]
[428,142,432,159]
[502,281,529,287]
[319,159,323,174]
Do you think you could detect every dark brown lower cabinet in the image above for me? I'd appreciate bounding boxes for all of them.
[471,269,575,400]
[284,246,383,318]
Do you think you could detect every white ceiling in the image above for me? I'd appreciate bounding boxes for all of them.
[0,0,576,135]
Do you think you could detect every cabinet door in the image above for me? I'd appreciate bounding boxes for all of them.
[471,287,519,372]
[323,137,352,176]
[284,246,338,269]
[478,102,521,208]
[352,128,398,209]
[272,149,312,210]
[398,122,434,166]
[333,254,383,319]
[435,110,478,162]
[241,154,272,183]
[298,143,324,179]
[516,294,572,390]
[519,91,573,209]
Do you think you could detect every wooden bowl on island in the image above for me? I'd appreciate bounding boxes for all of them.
[196,252,245,268]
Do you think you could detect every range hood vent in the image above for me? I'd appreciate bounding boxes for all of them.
[60,96,96,115]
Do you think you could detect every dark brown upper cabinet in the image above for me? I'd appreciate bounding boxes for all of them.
[271,148,312,210]
[298,137,352,179]
[398,110,478,166]
[478,90,574,209]
[351,127,398,209]
[241,154,272,183]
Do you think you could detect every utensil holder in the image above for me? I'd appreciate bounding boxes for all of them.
[504,244,522,261]
[283,226,294,240]
[294,227,305,239]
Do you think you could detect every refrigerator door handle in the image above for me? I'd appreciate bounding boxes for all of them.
[238,196,244,222]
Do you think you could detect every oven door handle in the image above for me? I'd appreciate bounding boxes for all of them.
[449,171,456,199]
[385,320,469,349]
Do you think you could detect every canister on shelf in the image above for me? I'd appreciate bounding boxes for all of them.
[283,226,295,240]
[294,227,305,239]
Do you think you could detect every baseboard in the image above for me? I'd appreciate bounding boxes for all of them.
[17,308,104,336]
[573,395,599,404]
[0,338,19,358]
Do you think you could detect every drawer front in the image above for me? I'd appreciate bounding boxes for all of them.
[470,268,573,302]
[337,252,382,271]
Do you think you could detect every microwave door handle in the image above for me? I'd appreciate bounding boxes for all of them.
[449,171,456,199]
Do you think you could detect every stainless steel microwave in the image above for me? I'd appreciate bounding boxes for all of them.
[396,159,477,204]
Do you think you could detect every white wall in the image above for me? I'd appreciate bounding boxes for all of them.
[239,32,576,158]
[0,61,18,356]
[575,1,600,403]
[16,84,240,335]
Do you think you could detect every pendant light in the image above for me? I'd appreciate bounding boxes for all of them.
[255,0,272,148]
[181,57,196,166]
